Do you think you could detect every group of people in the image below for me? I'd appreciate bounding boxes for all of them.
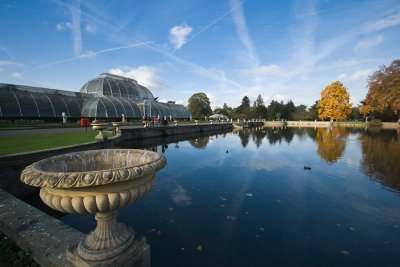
[142,115,169,127]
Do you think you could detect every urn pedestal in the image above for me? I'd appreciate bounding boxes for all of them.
[21,149,166,266]
[91,122,109,141]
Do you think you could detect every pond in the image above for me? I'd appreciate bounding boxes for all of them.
[61,127,400,267]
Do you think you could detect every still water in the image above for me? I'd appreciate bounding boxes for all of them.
[62,127,400,267]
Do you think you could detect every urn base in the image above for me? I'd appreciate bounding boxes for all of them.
[67,235,150,267]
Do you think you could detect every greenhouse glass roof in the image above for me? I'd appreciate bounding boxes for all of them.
[0,73,191,119]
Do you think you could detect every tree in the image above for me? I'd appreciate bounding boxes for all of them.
[237,96,251,117]
[292,104,309,120]
[317,81,352,121]
[308,101,319,120]
[267,100,284,120]
[282,100,296,120]
[255,94,267,118]
[188,93,212,118]
[255,94,264,107]
[362,59,400,120]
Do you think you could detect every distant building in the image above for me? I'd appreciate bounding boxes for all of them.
[0,73,191,120]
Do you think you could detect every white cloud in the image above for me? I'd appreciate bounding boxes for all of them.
[241,65,288,77]
[352,69,373,81]
[273,94,285,101]
[169,25,192,49]
[354,35,384,53]
[205,92,215,102]
[365,11,400,32]
[337,73,347,80]
[80,50,96,58]
[229,0,259,66]
[109,66,166,90]
[171,185,192,206]
[85,25,96,33]
[56,23,66,31]
[12,72,23,78]
[55,22,73,31]
[0,60,24,67]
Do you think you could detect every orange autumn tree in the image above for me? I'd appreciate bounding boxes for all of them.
[317,81,352,121]
[361,59,400,120]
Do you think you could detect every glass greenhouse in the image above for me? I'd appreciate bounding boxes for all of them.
[0,73,191,120]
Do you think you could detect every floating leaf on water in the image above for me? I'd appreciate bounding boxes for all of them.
[220,204,225,207]
[259,227,264,231]
[246,193,253,197]
[168,207,174,211]
[349,227,355,231]
[226,215,237,221]
[181,247,185,251]
[341,250,350,255]
[197,245,203,251]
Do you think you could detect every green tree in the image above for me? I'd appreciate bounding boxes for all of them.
[267,100,284,120]
[363,59,400,120]
[308,101,319,120]
[292,104,309,120]
[188,92,212,118]
[282,100,296,120]
[317,81,352,121]
[213,107,229,116]
[237,96,251,117]
[255,94,264,107]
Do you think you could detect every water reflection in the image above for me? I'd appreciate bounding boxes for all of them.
[188,136,210,149]
[60,126,400,267]
[233,126,400,192]
[359,129,400,191]
[315,127,349,163]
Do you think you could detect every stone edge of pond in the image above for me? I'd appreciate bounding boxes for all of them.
[0,189,83,267]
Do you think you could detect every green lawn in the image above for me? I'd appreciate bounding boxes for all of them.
[0,131,112,155]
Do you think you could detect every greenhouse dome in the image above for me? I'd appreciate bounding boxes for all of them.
[0,73,191,120]
[80,73,154,101]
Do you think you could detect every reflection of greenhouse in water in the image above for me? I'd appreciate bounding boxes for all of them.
[0,73,191,120]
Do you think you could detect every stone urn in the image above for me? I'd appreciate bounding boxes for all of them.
[20,149,166,266]
[91,122,109,141]
[111,121,123,134]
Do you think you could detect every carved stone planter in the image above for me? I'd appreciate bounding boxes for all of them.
[112,121,123,134]
[21,149,166,266]
[91,122,109,141]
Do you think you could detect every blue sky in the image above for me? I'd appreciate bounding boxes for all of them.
[1,0,399,108]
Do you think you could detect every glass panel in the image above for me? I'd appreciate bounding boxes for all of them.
[31,93,55,117]
[103,79,111,96]
[14,91,39,117]
[0,87,21,117]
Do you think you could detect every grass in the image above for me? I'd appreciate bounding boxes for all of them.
[0,131,112,155]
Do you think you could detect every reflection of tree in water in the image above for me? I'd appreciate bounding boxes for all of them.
[263,127,294,145]
[252,128,267,148]
[238,129,250,147]
[315,127,349,163]
[360,130,400,191]
[188,136,210,149]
